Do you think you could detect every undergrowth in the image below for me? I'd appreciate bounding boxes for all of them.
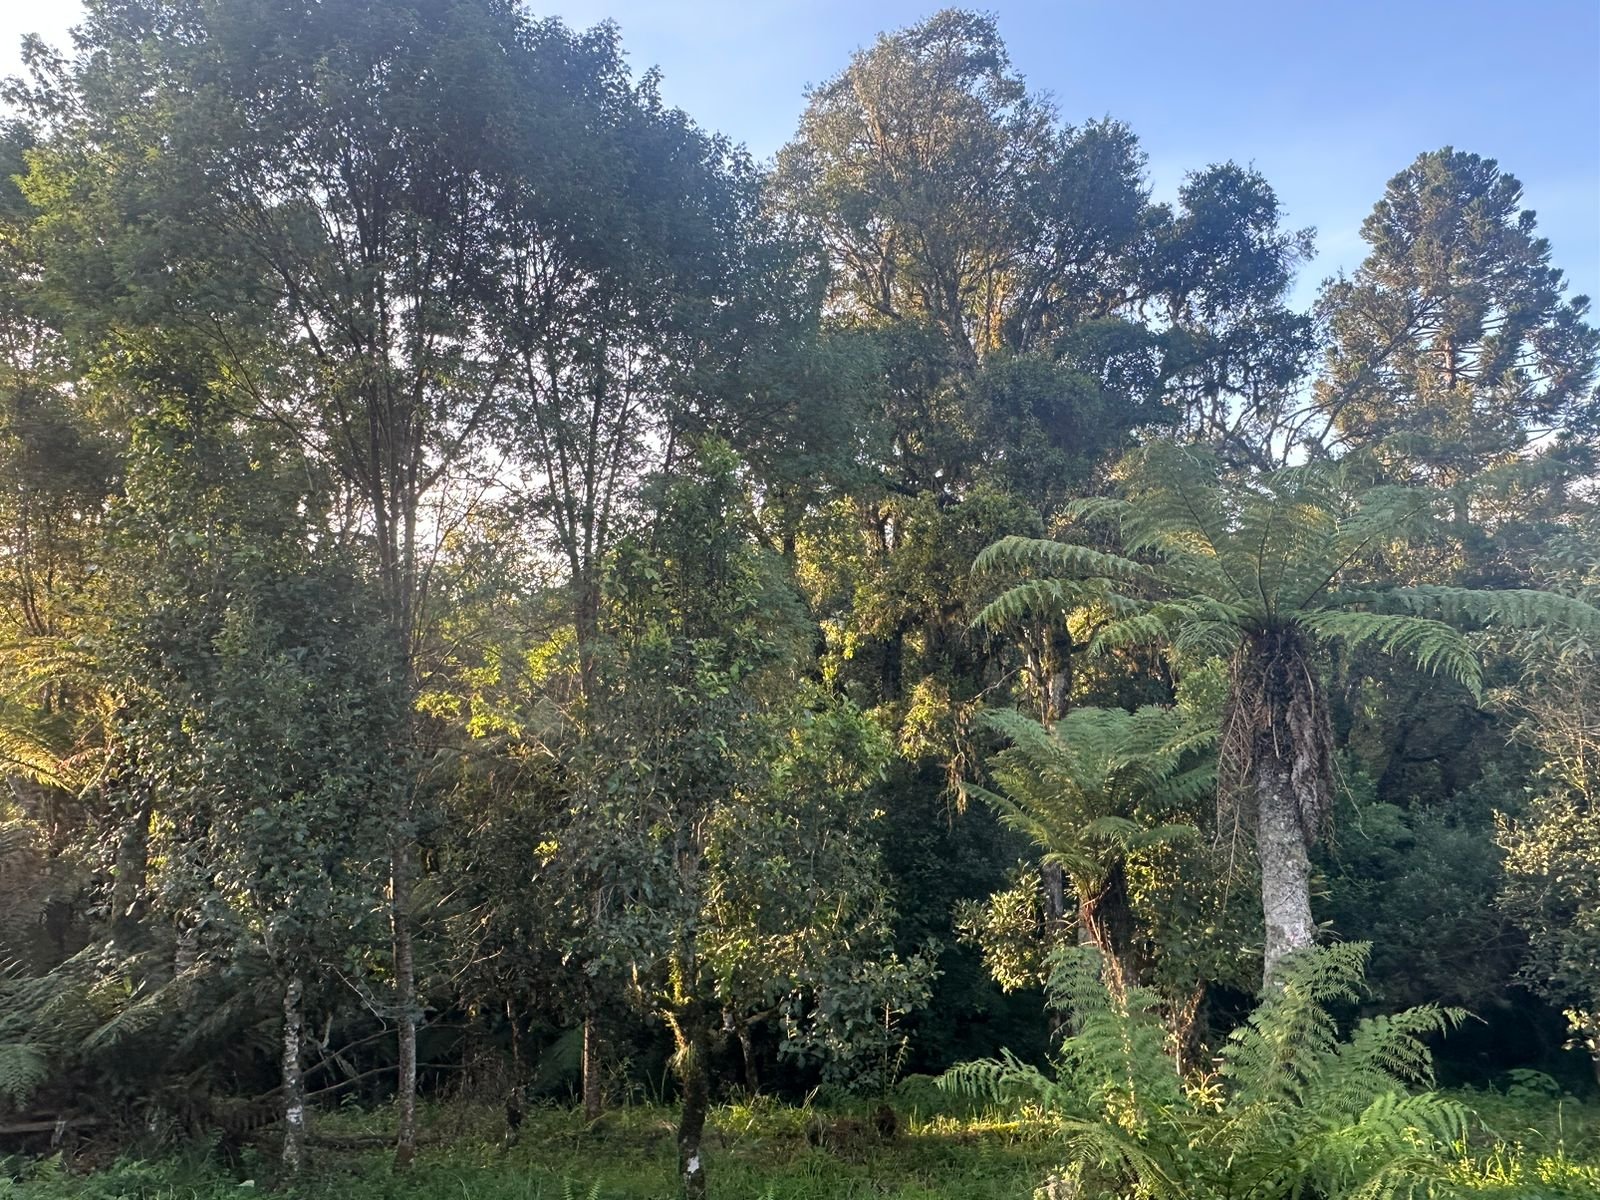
[0,1052,1593,1198]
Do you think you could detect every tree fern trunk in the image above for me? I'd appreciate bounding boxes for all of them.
[1257,755,1314,987]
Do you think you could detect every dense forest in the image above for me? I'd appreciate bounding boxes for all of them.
[1,4,1599,1198]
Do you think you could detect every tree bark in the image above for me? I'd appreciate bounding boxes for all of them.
[723,1007,759,1095]
[1042,862,1067,937]
[282,975,306,1173]
[109,791,153,947]
[673,1010,711,1200]
[1077,866,1135,1002]
[392,840,418,1168]
[1256,756,1315,988]
[581,1008,603,1122]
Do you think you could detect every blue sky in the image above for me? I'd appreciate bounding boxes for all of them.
[5,1,1597,307]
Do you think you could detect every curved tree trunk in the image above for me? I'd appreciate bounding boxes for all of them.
[1256,754,1315,987]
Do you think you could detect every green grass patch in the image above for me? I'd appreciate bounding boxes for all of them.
[1,1089,1596,1199]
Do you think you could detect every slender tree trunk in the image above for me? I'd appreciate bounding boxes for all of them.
[282,975,306,1173]
[1164,980,1207,1076]
[109,792,153,946]
[1042,862,1066,936]
[1256,757,1315,988]
[723,1007,759,1095]
[673,1010,711,1200]
[581,1008,603,1122]
[736,1022,759,1097]
[392,839,418,1168]
[1041,863,1071,1035]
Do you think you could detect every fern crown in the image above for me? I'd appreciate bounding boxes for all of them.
[975,442,1600,698]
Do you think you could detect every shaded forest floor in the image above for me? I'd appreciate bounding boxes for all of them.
[3,1089,1599,1199]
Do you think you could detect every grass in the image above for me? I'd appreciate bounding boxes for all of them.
[1,1084,1596,1199]
[0,1091,1064,1200]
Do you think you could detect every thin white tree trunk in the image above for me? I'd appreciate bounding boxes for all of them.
[392,840,418,1167]
[582,1009,603,1121]
[282,975,306,1172]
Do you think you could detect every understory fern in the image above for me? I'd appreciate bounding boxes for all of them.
[943,943,1470,1199]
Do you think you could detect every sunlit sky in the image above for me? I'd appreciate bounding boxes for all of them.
[4,1,1598,308]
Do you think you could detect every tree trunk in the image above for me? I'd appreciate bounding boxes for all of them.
[674,1010,711,1200]
[109,792,153,947]
[1164,980,1207,1076]
[392,840,418,1168]
[281,975,306,1173]
[1077,866,1135,1002]
[1256,756,1315,988]
[581,1008,603,1122]
[724,1007,759,1095]
[1042,862,1066,937]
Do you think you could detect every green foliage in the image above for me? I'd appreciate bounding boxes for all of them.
[569,442,930,1118]
[976,440,1600,984]
[960,696,1227,1003]
[3,2,1600,1185]
[1318,147,1600,482]
[1322,781,1523,1011]
[976,444,1523,695]
[945,943,1472,1199]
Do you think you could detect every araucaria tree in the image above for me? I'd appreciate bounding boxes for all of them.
[1316,148,1600,480]
[978,442,1600,985]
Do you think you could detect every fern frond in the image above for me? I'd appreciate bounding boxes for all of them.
[1383,585,1600,637]
[971,578,1101,629]
[973,536,1150,584]
[1301,610,1483,695]
[0,1041,49,1108]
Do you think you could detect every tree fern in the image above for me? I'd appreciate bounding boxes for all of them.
[0,1040,48,1108]
[964,702,1213,986]
[943,943,1471,1200]
[974,440,1600,986]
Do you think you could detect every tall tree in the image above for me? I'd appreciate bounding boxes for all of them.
[7,0,787,1152]
[575,443,927,1198]
[11,0,541,1157]
[1316,148,1600,482]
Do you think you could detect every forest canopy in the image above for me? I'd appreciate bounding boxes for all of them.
[0,5,1597,1198]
